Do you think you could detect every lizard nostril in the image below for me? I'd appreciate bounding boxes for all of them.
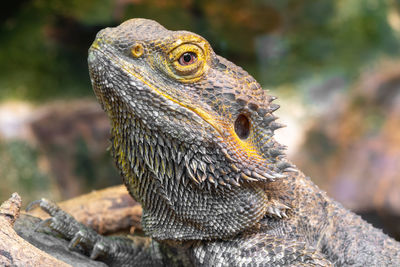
[234,114,250,140]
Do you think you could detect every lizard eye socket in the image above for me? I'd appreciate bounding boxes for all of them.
[167,42,207,82]
[178,52,197,65]
[234,114,250,140]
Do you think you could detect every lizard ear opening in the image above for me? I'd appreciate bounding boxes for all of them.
[234,114,250,140]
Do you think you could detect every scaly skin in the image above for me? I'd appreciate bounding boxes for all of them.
[33,18,400,266]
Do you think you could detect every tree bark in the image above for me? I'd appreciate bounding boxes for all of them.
[0,185,143,266]
[0,193,70,266]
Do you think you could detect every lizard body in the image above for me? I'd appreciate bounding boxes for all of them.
[32,18,400,266]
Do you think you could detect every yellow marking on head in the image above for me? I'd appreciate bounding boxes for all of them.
[228,127,262,159]
[91,39,100,50]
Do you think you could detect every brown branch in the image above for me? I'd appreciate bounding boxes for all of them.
[0,185,143,265]
[0,193,70,266]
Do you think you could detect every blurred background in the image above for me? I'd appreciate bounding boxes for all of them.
[0,0,399,240]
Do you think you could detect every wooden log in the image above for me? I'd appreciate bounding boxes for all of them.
[0,185,143,266]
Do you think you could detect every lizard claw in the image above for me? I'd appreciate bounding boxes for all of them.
[25,198,154,266]
[26,198,61,216]
[69,230,84,248]
[27,198,93,249]
[90,237,111,260]
[27,198,81,240]
[91,242,105,260]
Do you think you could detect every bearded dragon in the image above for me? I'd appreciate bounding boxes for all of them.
[29,18,400,266]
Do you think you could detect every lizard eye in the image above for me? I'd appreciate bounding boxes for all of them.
[234,114,250,140]
[167,42,208,82]
[178,52,197,65]
[131,44,144,58]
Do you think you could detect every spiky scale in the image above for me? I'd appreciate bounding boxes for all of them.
[190,159,198,174]
[284,167,298,173]
[229,178,241,187]
[199,161,207,174]
[241,173,258,182]
[277,161,292,171]
[269,148,284,158]
[185,162,199,184]
[263,115,277,125]
[269,103,280,112]
[269,96,277,102]
[176,151,183,165]
[270,122,286,132]
[174,163,184,181]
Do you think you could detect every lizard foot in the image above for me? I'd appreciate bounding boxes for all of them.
[26,198,164,266]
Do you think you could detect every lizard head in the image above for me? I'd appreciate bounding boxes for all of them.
[88,18,294,241]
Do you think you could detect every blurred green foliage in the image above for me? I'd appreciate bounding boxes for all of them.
[74,136,120,191]
[0,140,53,204]
[264,0,400,84]
[0,0,399,101]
